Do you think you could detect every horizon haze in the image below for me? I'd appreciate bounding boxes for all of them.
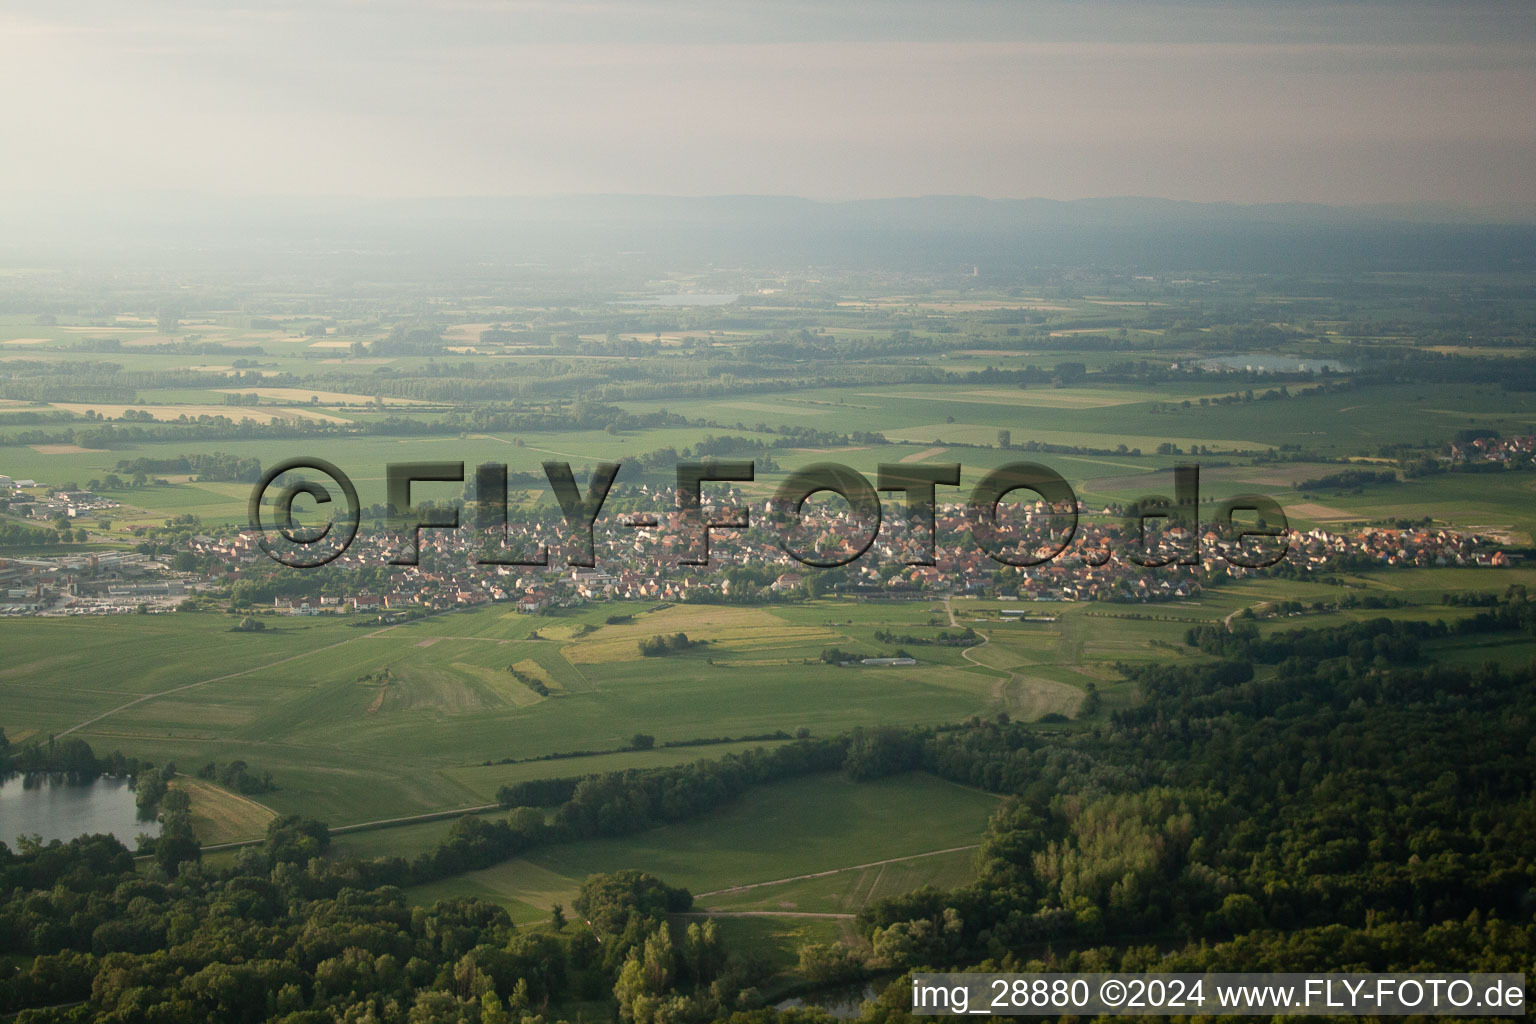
[2,0,1533,207]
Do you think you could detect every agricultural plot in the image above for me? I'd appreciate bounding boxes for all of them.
[43,402,353,425]
[170,777,278,846]
[328,810,514,862]
[855,387,1172,409]
[0,601,1075,829]
[884,422,1268,452]
[701,846,979,915]
[6,375,1530,539]
[1293,472,1536,544]
[405,773,1000,923]
[439,740,797,805]
[211,388,432,406]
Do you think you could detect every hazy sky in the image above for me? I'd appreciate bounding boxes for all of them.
[2,0,1533,205]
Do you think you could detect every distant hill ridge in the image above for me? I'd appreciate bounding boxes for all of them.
[3,193,1533,272]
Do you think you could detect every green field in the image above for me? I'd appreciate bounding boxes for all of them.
[7,367,1536,539]
[405,772,1000,924]
[7,558,1529,835]
[0,601,1069,825]
[701,846,979,915]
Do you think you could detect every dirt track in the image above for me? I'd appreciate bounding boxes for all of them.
[694,844,981,899]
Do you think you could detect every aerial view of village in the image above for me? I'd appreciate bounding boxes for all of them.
[1,1,1533,1022]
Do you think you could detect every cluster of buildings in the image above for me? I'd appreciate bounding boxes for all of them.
[1288,526,1510,569]
[0,551,191,616]
[187,491,1510,617]
[1446,434,1536,466]
[0,481,1515,616]
[0,477,120,521]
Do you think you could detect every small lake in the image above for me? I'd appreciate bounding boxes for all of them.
[627,293,739,307]
[0,774,159,848]
[1201,354,1354,373]
[775,982,879,1019]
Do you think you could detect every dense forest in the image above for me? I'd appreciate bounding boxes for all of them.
[2,601,1533,1022]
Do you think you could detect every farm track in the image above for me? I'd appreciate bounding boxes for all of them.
[371,633,513,643]
[948,596,1085,717]
[558,648,598,692]
[694,844,980,899]
[472,434,599,462]
[1223,601,1272,631]
[197,801,503,852]
[678,911,854,920]
[948,595,1016,709]
[56,635,370,739]
[174,772,279,818]
[58,609,463,738]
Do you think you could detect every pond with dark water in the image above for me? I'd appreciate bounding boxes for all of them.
[0,774,158,847]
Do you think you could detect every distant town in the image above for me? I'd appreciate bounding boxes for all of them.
[0,470,1514,617]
